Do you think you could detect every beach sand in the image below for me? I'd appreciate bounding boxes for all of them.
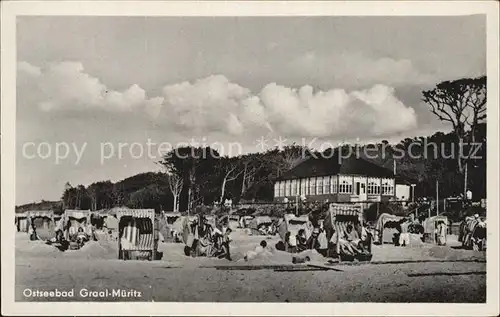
[15,231,486,302]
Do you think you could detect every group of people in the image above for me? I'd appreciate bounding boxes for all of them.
[330,223,371,257]
[185,215,233,260]
[459,213,486,250]
[280,224,327,255]
[46,221,96,251]
[257,223,277,236]
[282,227,328,255]
[398,215,448,247]
[279,222,371,258]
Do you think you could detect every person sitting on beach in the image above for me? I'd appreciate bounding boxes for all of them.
[283,231,295,253]
[76,227,88,246]
[354,224,370,254]
[244,240,271,261]
[86,223,96,241]
[327,227,339,257]
[211,226,223,249]
[199,222,216,257]
[211,226,225,255]
[258,225,267,235]
[49,230,69,251]
[358,223,373,252]
[296,229,307,252]
[471,221,486,246]
[57,229,67,242]
[346,225,360,245]
[347,223,358,238]
[306,227,321,250]
[268,223,276,235]
[338,225,359,255]
[195,236,211,257]
[49,229,62,243]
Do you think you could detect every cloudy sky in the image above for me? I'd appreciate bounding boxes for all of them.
[16,15,486,205]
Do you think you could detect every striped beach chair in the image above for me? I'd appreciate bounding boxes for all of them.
[116,209,157,261]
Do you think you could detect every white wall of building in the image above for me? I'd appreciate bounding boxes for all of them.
[396,184,411,201]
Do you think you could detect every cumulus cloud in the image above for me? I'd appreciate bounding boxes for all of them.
[17,61,163,114]
[157,75,417,139]
[18,62,418,140]
[160,75,252,134]
[257,82,417,138]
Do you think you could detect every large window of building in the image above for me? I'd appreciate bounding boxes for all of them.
[309,177,316,195]
[279,181,285,197]
[284,180,290,196]
[367,178,381,195]
[291,179,297,196]
[300,178,307,196]
[338,175,353,194]
[324,176,331,194]
[317,177,323,195]
[274,182,279,197]
[381,178,395,195]
[331,175,338,193]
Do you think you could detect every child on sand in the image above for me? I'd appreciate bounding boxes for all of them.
[243,240,272,261]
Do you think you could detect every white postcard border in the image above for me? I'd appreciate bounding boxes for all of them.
[1,1,499,316]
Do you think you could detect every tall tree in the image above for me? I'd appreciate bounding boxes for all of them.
[279,144,309,175]
[422,76,486,196]
[167,172,183,212]
[240,154,265,198]
[86,181,114,210]
[62,182,76,210]
[75,185,90,209]
[112,183,127,207]
[217,157,244,205]
[160,146,219,214]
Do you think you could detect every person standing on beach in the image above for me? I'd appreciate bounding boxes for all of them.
[221,227,232,260]
[436,221,447,246]
[317,226,329,257]
[29,221,39,241]
[399,219,410,247]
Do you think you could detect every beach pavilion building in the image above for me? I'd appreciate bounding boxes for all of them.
[273,151,409,203]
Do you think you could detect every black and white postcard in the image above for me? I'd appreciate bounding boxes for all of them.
[1,1,499,316]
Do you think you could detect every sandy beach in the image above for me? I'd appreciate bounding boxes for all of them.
[15,230,486,302]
